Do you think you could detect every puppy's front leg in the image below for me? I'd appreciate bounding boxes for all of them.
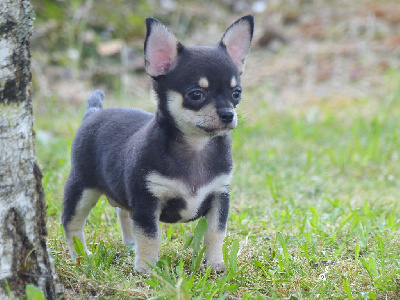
[204,192,230,273]
[131,201,161,273]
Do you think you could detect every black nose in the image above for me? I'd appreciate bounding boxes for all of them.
[217,108,234,123]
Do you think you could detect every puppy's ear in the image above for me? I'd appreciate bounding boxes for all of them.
[220,15,254,74]
[144,18,181,77]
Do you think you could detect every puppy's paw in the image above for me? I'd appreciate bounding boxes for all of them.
[212,261,226,274]
[135,265,151,274]
[204,259,226,274]
[134,259,155,274]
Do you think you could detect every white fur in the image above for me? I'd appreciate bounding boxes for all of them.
[166,91,236,149]
[133,223,161,272]
[146,171,232,222]
[184,135,211,152]
[65,189,101,259]
[198,77,209,88]
[167,91,209,136]
[116,208,134,245]
[204,199,226,271]
[230,76,237,88]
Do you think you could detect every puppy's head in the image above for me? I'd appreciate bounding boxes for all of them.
[144,16,254,137]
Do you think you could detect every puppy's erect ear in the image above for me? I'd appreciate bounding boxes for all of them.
[220,15,254,74]
[144,18,181,77]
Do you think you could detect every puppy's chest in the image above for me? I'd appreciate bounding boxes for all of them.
[146,171,232,223]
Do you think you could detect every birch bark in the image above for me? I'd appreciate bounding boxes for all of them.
[0,0,62,298]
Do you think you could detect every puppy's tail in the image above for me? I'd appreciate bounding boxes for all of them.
[83,89,104,120]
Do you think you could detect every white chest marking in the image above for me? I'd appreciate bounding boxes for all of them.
[146,171,232,221]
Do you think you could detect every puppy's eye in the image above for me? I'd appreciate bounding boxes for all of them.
[232,88,242,101]
[188,90,205,101]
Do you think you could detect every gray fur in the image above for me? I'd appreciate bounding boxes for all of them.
[83,89,104,120]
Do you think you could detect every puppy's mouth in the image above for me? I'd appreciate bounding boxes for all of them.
[196,124,235,136]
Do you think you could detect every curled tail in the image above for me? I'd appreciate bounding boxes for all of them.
[83,89,105,120]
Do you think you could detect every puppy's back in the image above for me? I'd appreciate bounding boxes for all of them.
[70,108,154,186]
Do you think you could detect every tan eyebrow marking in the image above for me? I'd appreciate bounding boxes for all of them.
[230,77,237,88]
[198,77,209,88]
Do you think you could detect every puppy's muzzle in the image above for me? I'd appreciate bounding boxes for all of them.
[217,108,234,124]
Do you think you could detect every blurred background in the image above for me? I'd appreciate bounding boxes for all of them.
[31,0,400,113]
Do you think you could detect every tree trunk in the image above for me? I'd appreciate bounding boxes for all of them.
[0,1,62,298]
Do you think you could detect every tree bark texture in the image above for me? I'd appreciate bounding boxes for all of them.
[0,1,62,298]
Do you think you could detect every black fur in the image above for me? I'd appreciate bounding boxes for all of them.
[160,198,186,223]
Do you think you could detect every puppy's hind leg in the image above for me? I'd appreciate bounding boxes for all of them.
[62,181,101,259]
[116,207,134,246]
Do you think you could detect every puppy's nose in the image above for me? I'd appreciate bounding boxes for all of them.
[217,108,234,123]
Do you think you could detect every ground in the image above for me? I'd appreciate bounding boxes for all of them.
[32,0,400,298]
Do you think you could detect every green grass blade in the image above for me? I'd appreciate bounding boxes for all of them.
[277,232,290,265]
[73,236,85,257]
[192,218,208,272]
[343,279,353,300]
[26,284,45,300]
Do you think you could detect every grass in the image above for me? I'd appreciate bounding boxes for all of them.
[34,70,400,299]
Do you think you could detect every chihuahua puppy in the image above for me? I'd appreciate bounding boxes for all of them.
[62,15,254,273]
